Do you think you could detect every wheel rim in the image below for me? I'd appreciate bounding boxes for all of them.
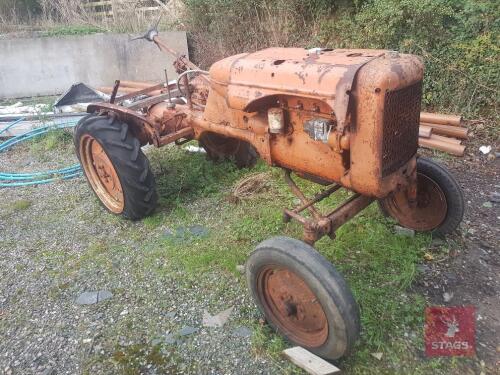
[382,173,447,231]
[257,266,329,348]
[79,134,124,213]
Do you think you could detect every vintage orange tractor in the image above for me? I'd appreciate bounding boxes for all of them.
[74,27,464,360]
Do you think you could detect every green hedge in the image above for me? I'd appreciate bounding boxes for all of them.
[183,0,499,119]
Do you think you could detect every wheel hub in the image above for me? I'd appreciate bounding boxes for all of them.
[258,266,328,348]
[382,173,447,231]
[79,134,124,213]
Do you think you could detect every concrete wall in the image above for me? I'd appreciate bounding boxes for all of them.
[0,32,188,98]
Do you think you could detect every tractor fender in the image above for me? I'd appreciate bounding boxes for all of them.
[87,102,159,146]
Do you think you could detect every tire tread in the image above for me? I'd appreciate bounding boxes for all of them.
[74,114,157,220]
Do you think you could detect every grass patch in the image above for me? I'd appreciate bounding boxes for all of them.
[42,25,105,37]
[30,129,73,153]
[110,343,179,374]
[148,144,267,206]
[142,213,165,229]
[252,325,288,358]
[139,146,468,372]
[28,128,75,162]
[0,199,33,220]
[10,199,32,211]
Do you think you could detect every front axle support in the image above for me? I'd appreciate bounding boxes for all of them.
[283,170,374,244]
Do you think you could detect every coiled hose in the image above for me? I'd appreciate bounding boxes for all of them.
[0,118,82,187]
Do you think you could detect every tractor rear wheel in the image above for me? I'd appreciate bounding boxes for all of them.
[246,236,360,360]
[74,114,157,220]
[379,157,463,236]
[199,132,258,169]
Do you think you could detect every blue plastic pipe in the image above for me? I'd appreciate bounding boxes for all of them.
[0,118,82,187]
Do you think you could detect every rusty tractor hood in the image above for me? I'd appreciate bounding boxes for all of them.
[210,48,387,110]
[209,47,393,129]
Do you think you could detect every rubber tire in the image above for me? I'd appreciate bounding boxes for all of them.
[74,114,158,220]
[379,157,464,236]
[199,133,258,169]
[246,236,360,360]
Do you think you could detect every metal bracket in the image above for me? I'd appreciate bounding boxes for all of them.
[282,170,373,245]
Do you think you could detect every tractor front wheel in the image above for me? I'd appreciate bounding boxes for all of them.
[74,114,157,220]
[246,236,360,360]
[379,157,464,236]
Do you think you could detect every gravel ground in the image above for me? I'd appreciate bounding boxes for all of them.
[1,127,498,374]
[0,143,285,374]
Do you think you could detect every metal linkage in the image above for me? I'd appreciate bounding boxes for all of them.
[283,170,373,245]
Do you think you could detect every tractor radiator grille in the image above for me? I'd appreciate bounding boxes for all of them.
[381,81,422,177]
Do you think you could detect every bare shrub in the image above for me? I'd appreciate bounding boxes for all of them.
[0,0,40,32]
[183,0,323,68]
[0,0,181,34]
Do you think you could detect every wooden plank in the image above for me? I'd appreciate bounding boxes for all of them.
[282,347,340,375]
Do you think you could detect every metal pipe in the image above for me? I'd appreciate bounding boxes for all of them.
[119,80,154,89]
[284,170,321,219]
[283,208,312,226]
[327,194,374,232]
[431,134,462,145]
[419,136,465,156]
[293,183,342,214]
[183,74,192,109]
[187,114,253,143]
[164,69,172,103]
[420,112,462,126]
[153,35,201,71]
[158,127,194,146]
[175,69,210,98]
[99,86,162,97]
[419,125,432,138]
[110,80,120,104]
[420,122,468,139]
[112,83,166,103]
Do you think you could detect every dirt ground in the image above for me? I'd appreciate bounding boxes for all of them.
[416,144,500,370]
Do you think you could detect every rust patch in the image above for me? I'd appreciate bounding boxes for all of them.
[79,134,124,214]
[294,71,306,85]
[317,66,333,84]
[256,266,329,347]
